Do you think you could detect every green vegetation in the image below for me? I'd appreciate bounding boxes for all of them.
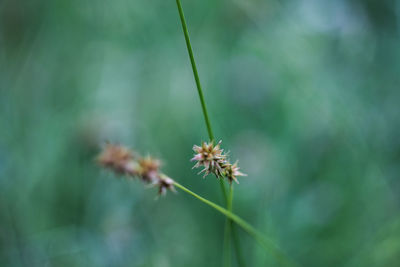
[1,0,400,266]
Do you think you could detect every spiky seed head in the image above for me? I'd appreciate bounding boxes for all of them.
[97,144,177,196]
[138,156,161,183]
[97,144,138,175]
[224,161,246,184]
[156,174,176,196]
[191,140,227,178]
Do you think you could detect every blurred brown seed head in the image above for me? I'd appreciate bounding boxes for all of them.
[97,144,138,175]
[97,144,175,196]
[138,156,161,183]
[157,174,176,196]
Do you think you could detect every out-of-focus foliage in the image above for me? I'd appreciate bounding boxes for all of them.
[1,0,400,266]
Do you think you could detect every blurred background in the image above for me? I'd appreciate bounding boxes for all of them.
[1,0,400,266]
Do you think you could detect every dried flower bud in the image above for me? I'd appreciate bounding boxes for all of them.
[138,156,161,183]
[224,161,246,184]
[191,140,227,178]
[156,174,176,196]
[97,144,138,176]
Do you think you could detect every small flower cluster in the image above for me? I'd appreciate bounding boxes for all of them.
[97,144,175,196]
[191,140,246,184]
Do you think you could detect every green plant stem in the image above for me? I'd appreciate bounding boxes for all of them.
[232,224,246,267]
[223,184,234,267]
[174,1,235,265]
[175,0,214,141]
[229,185,246,267]
[173,181,297,267]
[219,180,230,267]
[223,214,232,267]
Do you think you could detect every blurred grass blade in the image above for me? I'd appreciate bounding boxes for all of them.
[174,181,298,267]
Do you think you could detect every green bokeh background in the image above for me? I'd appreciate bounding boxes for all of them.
[1,0,400,266]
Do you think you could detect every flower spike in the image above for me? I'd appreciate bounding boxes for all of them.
[191,140,246,184]
[224,161,247,184]
[97,144,175,196]
[191,140,227,178]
